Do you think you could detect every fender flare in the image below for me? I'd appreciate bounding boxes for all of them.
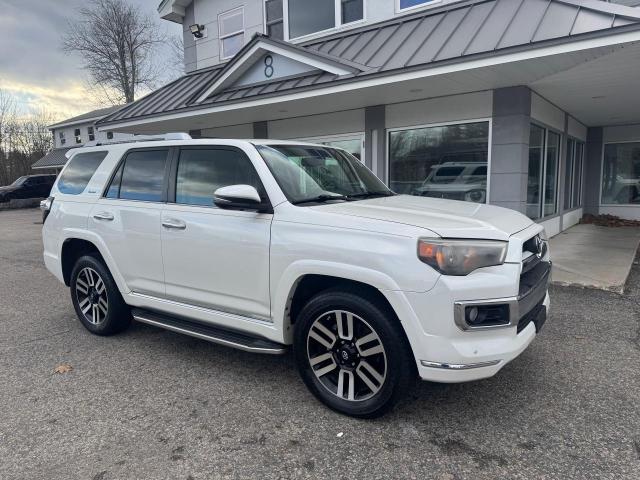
[60,228,130,294]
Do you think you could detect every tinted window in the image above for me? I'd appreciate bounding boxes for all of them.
[57,151,108,195]
[119,150,168,202]
[176,149,262,207]
[105,162,124,199]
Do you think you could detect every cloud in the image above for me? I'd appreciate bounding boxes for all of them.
[0,0,182,120]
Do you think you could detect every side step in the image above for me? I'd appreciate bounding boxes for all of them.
[131,308,287,355]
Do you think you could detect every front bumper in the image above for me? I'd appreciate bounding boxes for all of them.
[382,244,550,383]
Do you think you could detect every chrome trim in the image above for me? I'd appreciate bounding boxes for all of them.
[133,313,286,355]
[454,297,519,332]
[420,359,501,370]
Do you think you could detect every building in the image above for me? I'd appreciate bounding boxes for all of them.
[95,0,640,235]
[32,106,134,171]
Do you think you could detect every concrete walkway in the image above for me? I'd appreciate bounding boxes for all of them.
[550,223,640,293]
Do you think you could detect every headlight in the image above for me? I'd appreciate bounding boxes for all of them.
[417,238,508,276]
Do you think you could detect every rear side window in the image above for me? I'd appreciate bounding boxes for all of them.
[175,148,263,206]
[57,151,108,195]
[112,149,169,202]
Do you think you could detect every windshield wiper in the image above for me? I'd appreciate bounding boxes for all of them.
[346,191,395,200]
[292,194,348,205]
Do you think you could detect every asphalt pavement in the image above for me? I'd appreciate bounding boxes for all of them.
[0,208,638,479]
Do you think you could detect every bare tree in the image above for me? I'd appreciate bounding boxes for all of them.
[0,88,54,185]
[62,0,164,105]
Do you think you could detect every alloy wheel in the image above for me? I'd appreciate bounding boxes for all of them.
[75,267,108,325]
[306,310,387,402]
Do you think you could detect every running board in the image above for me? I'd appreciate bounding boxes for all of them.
[132,308,287,355]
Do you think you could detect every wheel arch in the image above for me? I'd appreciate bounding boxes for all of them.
[59,232,128,293]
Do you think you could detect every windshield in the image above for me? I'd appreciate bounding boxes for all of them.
[257,144,392,205]
[11,176,27,186]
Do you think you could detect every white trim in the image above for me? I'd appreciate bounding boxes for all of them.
[218,6,245,61]
[103,29,640,131]
[386,117,492,203]
[395,0,443,14]
[196,40,358,102]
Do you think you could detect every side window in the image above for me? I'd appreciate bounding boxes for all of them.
[105,162,124,198]
[57,151,108,195]
[118,149,169,202]
[176,148,262,207]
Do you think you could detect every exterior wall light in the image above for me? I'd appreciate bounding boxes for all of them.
[189,24,206,39]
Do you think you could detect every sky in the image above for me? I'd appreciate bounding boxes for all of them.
[0,0,182,121]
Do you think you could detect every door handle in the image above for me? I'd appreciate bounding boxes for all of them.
[93,212,114,221]
[162,219,187,230]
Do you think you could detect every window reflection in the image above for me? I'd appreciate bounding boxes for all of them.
[176,149,262,207]
[388,122,489,203]
[602,142,640,205]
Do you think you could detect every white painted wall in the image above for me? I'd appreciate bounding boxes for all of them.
[52,122,134,149]
[562,208,583,230]
[201,123,254,137]
[540,216,562,238]
[603,123,640,143]
[531,92,565,132]
[567,116,587,141]
[385,91,493,129]
[268,109,365,139]
[181,0,471,71]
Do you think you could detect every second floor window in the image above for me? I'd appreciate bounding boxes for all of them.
[287,0,363,39]
[219,7,244,60]
[59,131,66,146]
[74,128,82,144]
[88,126,95,142]
[265,0,284,40]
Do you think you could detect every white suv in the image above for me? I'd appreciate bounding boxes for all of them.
[43,138,550,418]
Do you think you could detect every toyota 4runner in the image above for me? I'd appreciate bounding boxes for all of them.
[43,137,550,418]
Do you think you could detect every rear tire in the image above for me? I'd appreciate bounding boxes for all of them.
[70,255,131,335]
[294,289,415,418]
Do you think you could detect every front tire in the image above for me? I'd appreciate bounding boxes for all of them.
[294,289,415,418]
[70,255,131,335]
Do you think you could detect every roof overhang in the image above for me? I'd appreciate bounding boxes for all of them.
[48,115,105,131]
[100,27,640,132]
[158,0,193,23]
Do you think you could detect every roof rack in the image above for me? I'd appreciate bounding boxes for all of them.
[84,132,192,148]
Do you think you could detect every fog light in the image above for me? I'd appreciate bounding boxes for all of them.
[465,304,510,327]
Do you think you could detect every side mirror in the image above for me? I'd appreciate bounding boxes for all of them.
[214,184,270,212]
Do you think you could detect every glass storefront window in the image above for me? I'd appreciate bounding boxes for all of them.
[564,138,584,210]
[527,125,545,219]
[544,131,560,217]
[527,124,561,219]
[388,121,489,203]
[299,135,363,160]
[602,142,640,205]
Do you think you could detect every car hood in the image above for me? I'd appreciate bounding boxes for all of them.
[311,195,533,240]
[0,186,17,194]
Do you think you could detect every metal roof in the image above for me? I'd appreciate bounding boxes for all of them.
[49,105,126,129]
[31,147,75,169]
[98,0,640,127]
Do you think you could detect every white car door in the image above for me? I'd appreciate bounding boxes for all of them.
[89,148,171,297]
[160,146,272,321]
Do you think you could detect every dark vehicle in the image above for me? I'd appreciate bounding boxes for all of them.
[0,175,57,203]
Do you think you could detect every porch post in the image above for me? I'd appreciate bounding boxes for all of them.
[490,86,531,214]
[365,105,386,183]
[584,127,603,216]
[253,121,268,138]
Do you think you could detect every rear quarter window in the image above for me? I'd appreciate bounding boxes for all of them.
[57,151,108,195]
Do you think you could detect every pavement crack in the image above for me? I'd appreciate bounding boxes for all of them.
[429,436,508,469]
